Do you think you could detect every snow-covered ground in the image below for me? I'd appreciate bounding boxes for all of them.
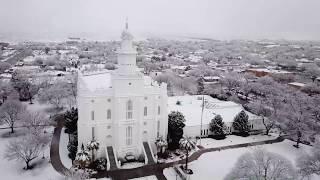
[164,140,319,180]
[130,175,157,180]
[0,129,63,180]
[60,128,72,168]
[121,162,145,169]
[163,168,182,180]
[197,134,277,148]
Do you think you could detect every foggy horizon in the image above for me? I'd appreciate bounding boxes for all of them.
[1,0,320,42]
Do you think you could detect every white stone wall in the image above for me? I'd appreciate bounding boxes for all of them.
[183,118,265,138]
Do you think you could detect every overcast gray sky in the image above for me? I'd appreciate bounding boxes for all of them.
[0,0,320,41]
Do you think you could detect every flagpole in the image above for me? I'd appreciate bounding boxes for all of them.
[200,95,204,146]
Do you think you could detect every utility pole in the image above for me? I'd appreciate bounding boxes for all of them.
[200,95,204,145]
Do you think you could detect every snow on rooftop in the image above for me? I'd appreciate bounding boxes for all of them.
[79,71,157,92]
[80,71,112,91]
[168,95,260,126]
[288,82,306,87]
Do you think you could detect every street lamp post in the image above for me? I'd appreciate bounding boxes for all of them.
[200,95,204,146]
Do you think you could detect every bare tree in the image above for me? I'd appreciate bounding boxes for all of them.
[225,149,296,180]
[38,81,71,109]
[297,137,320,177]
[4,133,47,170]
[20,111,50,135]
[0,81,18,103]
[221,72,242,92]
[64,168,89,180]
[0,100,26,133]
[280,92,314,148]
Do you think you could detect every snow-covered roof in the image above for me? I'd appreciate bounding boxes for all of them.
[203,76,220,80]
[78,70,158,93]
[288,82,306,87]
[247,68,292,74]
[168,95,260,126]
[79,71,112,92]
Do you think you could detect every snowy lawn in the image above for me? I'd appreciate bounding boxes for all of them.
[129,175,157,180]
[163,168,182,180]
[164,140,319,180]
[0,128,63,180]
[121,162,145,169]
[60,128,72,168]
[197,134,277,149]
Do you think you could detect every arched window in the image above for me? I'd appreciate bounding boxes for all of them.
[126,100,133,119]
[107,109,111,119]
[91,111,94,121]
[144,106,147,116]
[126,126,133,145]
[158,106,161,115]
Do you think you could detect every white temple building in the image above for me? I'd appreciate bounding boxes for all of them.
[77,21,168,167]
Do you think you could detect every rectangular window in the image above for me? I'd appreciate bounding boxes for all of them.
[92,127,95,139]
[107,109,111,119]
[144,107,147,116]
[157,121,160,137]
[126,126,133,145]
[158,106,161,115]
[91,111,94,121]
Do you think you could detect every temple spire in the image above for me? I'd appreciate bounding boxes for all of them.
[125,17,128,30]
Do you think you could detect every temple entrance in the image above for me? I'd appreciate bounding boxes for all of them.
[143,131,148,142]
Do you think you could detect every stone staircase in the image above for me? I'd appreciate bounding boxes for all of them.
[142,142,155,164]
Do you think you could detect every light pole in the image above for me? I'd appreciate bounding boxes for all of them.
[200,95,204,146]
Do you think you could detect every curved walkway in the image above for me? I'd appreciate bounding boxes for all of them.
[50,115,70,176]
[93,136,284,180]
[50,116,285,179]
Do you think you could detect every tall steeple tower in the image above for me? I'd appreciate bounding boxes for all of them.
[117,19,137,75]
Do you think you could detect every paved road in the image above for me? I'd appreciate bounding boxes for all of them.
[50,115,285,180]
[50,115,70,176]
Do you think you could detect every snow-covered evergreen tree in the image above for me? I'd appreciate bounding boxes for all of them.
[209,114,226,139]
[75,144,90,169]
[179,137,195,174]
[232,110,250,136]
[86,139,99,162]
[168,111,186,150]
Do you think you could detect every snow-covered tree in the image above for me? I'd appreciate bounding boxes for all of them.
[75,144,90,169]
[225,149,296,180]
[179,137,195,173]
[64,168,89,180]
[247,100,273,135]
[5,133,47,170]
[155,136,168,157]
[280,92,314,148]
[20,111,49,135]
[64,107,78,135]
[168,111,186,150]
[209,114,226,139]
[232,110,250,136]
[297,138,320,177]
[86,139,99,162]
[221,72,242,92]
[197,77,204,95]
[0,81,18,103]
[0,100,26,133]
[38,81,71,109]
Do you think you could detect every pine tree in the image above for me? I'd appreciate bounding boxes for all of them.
[233,110,250,136]
[168,111,186,150]
[197,77,204,95]
[67,133,78,162]
[64,107,78,134]
[209,115,226,139]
